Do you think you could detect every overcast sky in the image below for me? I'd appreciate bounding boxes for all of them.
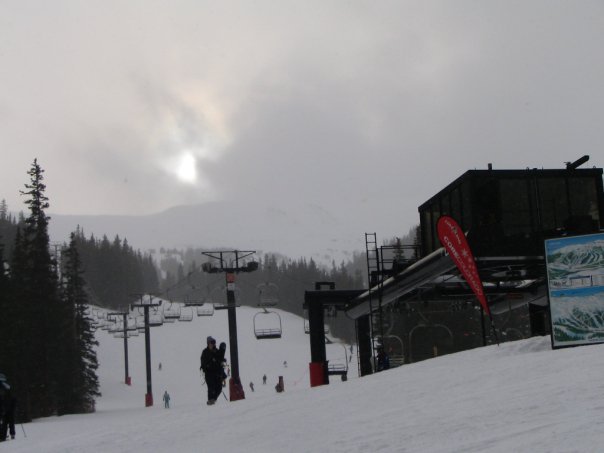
[1,1,603,242]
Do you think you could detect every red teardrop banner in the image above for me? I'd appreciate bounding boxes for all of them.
[437,215,491,318]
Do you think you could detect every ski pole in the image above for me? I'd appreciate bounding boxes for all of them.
[21,423,27,438]
[221,390,228,402]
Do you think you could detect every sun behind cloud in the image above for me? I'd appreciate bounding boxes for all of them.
[176,152,197,184]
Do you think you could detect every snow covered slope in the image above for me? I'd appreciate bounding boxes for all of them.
[5,306,604,452]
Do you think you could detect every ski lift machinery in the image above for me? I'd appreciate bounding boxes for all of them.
[254,282,282,339]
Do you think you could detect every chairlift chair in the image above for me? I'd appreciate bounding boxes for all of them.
[253,308,282,339]
[327,343,349,381]
[214,303,241,310]
[179,306,193,322]
[302,316,328,334]
[148,313,163,327]
[379,335,405,368]
[303,309,311,334]
[163,301,181,322]
[257,282,279,307]
[126,317,138,331]
[135,316,145,330]
[196,304,215,316]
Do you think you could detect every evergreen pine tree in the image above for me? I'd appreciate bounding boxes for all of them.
[61,233,100,413]
[17,159,62,418]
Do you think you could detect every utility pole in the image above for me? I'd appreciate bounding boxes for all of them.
[201,250,258,401]
[107,311,131,385]
[130,294,162,407]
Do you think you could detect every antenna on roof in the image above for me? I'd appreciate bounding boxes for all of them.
[565,155,589,170]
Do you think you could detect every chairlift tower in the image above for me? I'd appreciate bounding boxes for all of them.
[130,294,162,407]
[107,311,131,385]
[201,250,258,402]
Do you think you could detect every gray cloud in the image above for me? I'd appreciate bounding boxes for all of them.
[1,1,603,245]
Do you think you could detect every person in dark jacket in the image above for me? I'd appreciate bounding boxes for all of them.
[376,347,390,372]
[200,336,226,405]
[162,390,170,409]
[0,375,16,441]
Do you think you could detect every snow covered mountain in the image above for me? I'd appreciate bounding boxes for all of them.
[47,201,380,264]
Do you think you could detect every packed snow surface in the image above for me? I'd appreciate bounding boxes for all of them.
[5,306,604,452]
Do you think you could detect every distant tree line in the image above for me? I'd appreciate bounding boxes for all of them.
[1,215,159,312]
[71,229,160,310]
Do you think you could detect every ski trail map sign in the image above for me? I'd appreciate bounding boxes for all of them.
[545,232,604,348]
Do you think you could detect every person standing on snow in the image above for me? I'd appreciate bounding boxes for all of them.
[0,374,16,441]
[200,336,226,405]
[163,390,170,408]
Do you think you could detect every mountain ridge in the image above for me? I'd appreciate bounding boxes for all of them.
[47,200,368,263]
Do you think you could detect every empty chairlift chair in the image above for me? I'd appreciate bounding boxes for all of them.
[196,303,215,316]
[303,309,310,334]
[148,307,164,327]
[179,306,193,322]
[257,282,279,308]
[126,316,138,332]
[254,282,282,339]
[303,309,328,334]
[163,301,181,323]
[327,343,349,381]
[135,316,146,332]
[253,308,282,339]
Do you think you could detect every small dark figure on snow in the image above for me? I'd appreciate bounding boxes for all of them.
[275,376,284,393]
[159,362,162,371]
[262,374,267,385]
[0,374,16,441]
[376,347,390,372]
[200,336,226,405]
[163,390,170,408]
[283,361,287,368]
[249,382,254,392]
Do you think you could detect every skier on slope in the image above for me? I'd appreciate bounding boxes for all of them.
[163,390,170,408]
[200,336,226,405]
